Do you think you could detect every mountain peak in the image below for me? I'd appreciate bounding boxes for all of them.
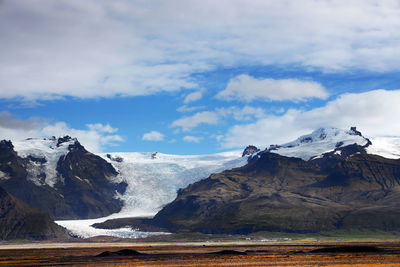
[56,135,77,147]
[0,140,13,151]
[266,127,370,160]
[242,145,260,157]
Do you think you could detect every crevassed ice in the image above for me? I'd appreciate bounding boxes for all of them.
[57,150,247,238]
[101,150,247,218]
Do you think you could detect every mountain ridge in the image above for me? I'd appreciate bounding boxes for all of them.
[0,138,127,219]
[0,185,68,240]
[152,151,400,234]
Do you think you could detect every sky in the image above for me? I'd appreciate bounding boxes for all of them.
[1,0,400,154]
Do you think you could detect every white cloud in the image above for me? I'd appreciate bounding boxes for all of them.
[217,75,329,102]
[176,105,205,113]
[87,123,118,133]
[222,89,400,149]
[184,89,205,104]
[172,105,266,131]
[171,111,219,131]
[0,112,123,152]
[183,135,203,143]
[217,106,266,121]
[142,131,165,142]
[1,1,400,101]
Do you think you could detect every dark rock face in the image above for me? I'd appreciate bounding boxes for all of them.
[350,126,362,136]
[0,138,127,220]
[242,145,260,157]
[0,186,68,240]
[153,152,400,234]
[54,140,127,219]
[310,142,371,169]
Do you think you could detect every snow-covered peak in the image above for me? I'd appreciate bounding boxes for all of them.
[13,136,77,156]
[267,127,370,160]
[13,136,77,187]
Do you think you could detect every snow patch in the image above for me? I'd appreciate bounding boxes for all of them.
[13,138,75,187]
[0,171,9,180]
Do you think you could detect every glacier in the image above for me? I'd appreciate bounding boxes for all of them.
[100,150,248,217]
[56,216,170,239]
[56,150,248,238]
[10,127,400,238]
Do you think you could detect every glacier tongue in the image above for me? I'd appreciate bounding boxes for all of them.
[101,150,248,218]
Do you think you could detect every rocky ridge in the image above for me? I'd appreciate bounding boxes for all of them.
[151,128,400,234]
[0,138,127,219]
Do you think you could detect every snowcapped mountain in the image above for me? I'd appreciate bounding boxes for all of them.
[265,127,371,161]
[2,127,400,238]
[0,137,126,219]
[1,136,248,221]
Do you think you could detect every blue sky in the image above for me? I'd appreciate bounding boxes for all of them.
[1,0,400,154]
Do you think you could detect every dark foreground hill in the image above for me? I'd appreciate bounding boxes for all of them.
[153,152,400,234]
[0,186,67,240]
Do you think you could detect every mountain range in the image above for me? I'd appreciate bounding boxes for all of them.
[152,127,400,233]
[1,126,400,239]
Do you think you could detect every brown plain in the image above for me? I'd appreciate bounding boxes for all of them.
[0,241,399,266]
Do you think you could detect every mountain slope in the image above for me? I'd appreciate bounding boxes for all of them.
[153,152,400,234]
[0,186,67,240]
[0,138,127,219]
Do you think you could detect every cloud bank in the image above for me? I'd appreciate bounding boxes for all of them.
[217,75,329,102]
[1,0,400,101]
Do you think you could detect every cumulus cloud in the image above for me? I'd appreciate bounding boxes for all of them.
[176,105,205,113]
[184,89,205,104]
[1,1,400,101]
[0,112,123,152]
[183,135,203,143]
[172,105,266,131]
[171,111,219,131]
[87,123,118,133]
[222,89,400,149]
[142,131,165,141]
[0,112,44,130]
[217,106,266,121]
[216,75,329,102]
